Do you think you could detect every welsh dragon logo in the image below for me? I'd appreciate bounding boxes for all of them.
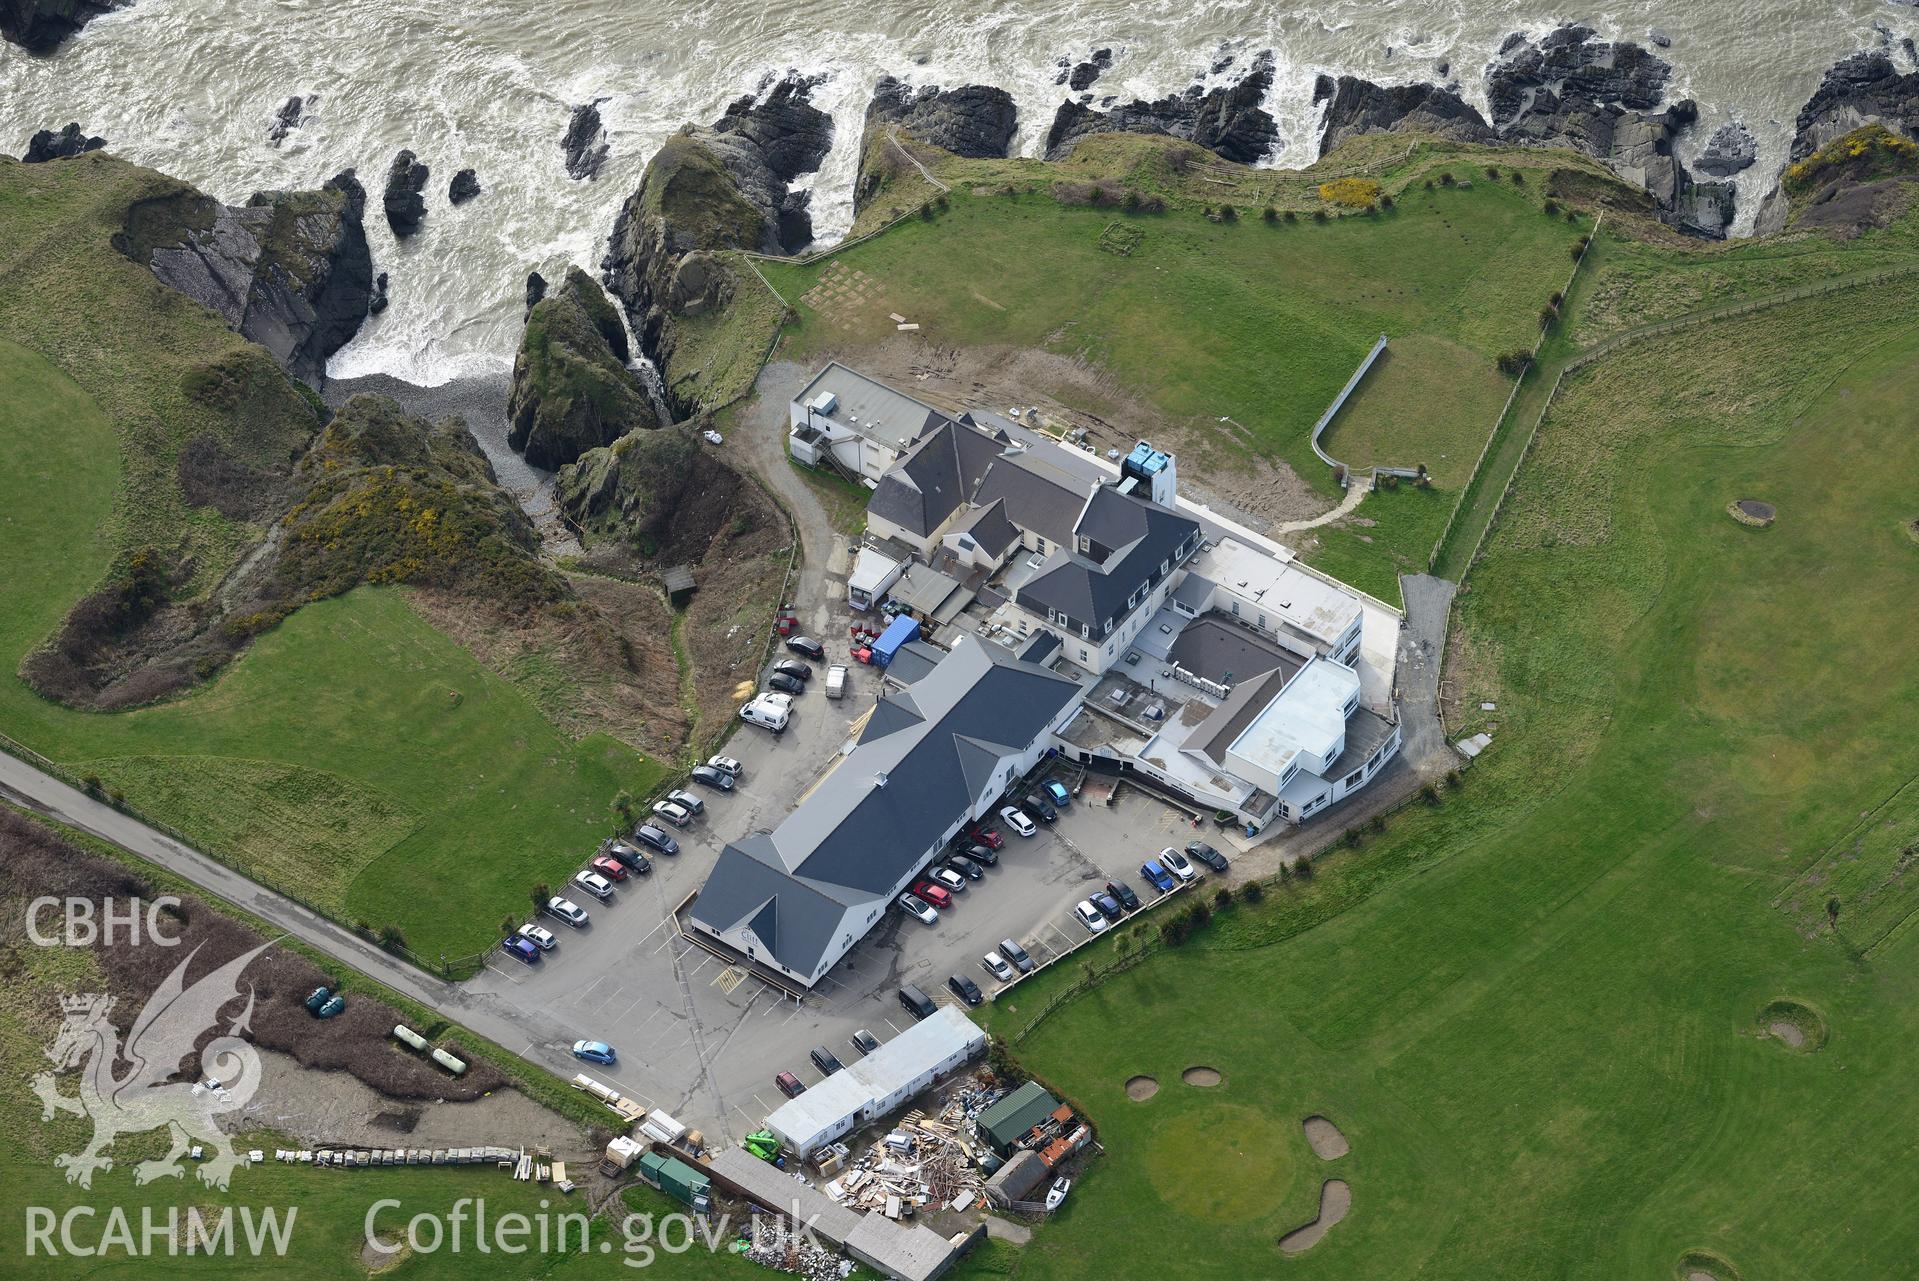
[32,941,272,1190]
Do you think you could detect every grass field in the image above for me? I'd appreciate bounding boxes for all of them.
[974,275,1919,1279]
[0,338,665,959]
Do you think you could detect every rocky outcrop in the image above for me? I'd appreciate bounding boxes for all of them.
[382,149,429,236]
[556,425,699,546]
[128,169,375,386]
[1044,51,1278,163]
[448,167,481,204]
[1697,121,1757,177]
[22,121,105,162]
[856,77,1016,209]
[524,270,548,317]
[1,0,124,54]
[1486,25,1671,124]
[563,100,611,180]
[1056,48,1113,93]
[507,265,657,472]
[1313,75,1493,153]
[1788,52,1919,161]
[712,73,834,184]
[367,271,389,316]
[267,95,304,146]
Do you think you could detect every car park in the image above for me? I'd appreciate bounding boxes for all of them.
[573,869,615,900]
[999,939,1035,973]
[1186,841,1230,873]
[633,824,679,856]
[1161,847,1198,882]
[651,799,693,827]
[1074,899,1110,933]
[544,897,589,927]
[982,952,1015,982]
[1140,860,1176,893]
[967,825,1004,850]
[666,788,704,816]
[689,764,734,791]
[767,672,806,696]
[1105,880,1140,911]
[572,1040,616,1065]
[911,880,953,909]
[1092,890,1122,918]
[773,659,812,683]
[604,840,653,875]
[930,866,967,894]
[784,635,826,661]
[809,1046,844,1075]
[946,854,984,880]
[999,807,1037,837]
[850,1029,881,1057]
[518,923,558,950]
[589,855,628,882]
[500,936,540,965]
[706,755,744,780]
[775,1071,805,1098]
[898,985,937,1019]
[1043,779,1072,808]
[1021,793,1057,823]
[948,974,984,1006]
[898,893,938,925]
[962,842,998,868]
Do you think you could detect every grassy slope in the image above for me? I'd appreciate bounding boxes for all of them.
[976,278,1919,1279]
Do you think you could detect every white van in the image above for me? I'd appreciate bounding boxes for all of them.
[825,664,848,700]
[739,695,789,733]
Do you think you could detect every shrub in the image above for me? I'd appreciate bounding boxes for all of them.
[1511,170,1525,186]
[1241,879,1265,904]
[1446,768,1463,788]
[1549,291,1564,308]
[1543,198,1559,216]
[1369,814,1386,833]
[1485,165,1500,180]
[82,774,104,798]
[1424,178,1435,190]
[1421,782,1442,806]
[1187,899,1211,929]
[1439,171,1455,187]
[1572,236,1591,260]
[919,203,935,220]
[1294,857,1316,880]
[1496,350,1532,378]
[1124,190,1143,212]
[1284,209,1298,223]
[530,882,551,909]
[1262,205,1278,222]
[1539,306,1558,331]
[378,925,408,953]
[1313,209,1328,223]
[1140,194,1167,213]
[1219,203,1237,221]
[1318,177,1382,208]
[1566,209,1580,222]
[1380,193,1395,209]
[1213,886,1234,910]
[1343,828,1363,848]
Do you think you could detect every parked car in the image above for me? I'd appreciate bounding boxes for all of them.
[1073,899,1110,933]
[772,659,812,682]
[573,869,615,900]
[500,935,540,965]
[963,843,998,868]
[571,1040,616,1065]
[1105,880,1141,912]
[739,696,789,733]
[809,1046,844,1075]
[784,635,826,662]
[999,807,1037,837]
[651,799,694,827]
[666,787,704,816]
[767,672,806,696]
[1044,1176,1071,1211]
[775,1070,805,1099]
[1185,841,1230,874]
[982,952,1015,982]
[946,854,984,880]
[589,855,629,882]
[1043,779,1072,808]
[850,1029,881,1057]
[967,825,1004,850]
[1021,793,1057,823]
[948,974,984,1007]
[1140,859,1176,893]
[897,984,937,1020]
[605,845,653,879]
[633,824,679,856]
[930,866,967,894]
[518,923,558,951]
[706,755,744,780]
[1092,890,1122,918]
[999,939,1035,973]
[911,880,953,909]
[544,897,589,927]
[1161,847,1198,882]
[898,893,938,925]
[689,764,735,791]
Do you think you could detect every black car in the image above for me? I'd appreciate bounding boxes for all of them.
[946,854,985,880]
[947,974,984,1007]
[632,823,679,856]
[1021,793,1057,823]
[849,1028,881,1056]
[767,672,806,696]
[605,840,654,876]
[1185,841,1230,874]
[1105,879,1140,911]
[964,843,998,868]
[809,1046,844,1076]
[785,635,826,662]
[689,764,735,791]
[772,659,813,682]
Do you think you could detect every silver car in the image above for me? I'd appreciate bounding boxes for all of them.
[981,951,1015,982]
[544,897,589,927]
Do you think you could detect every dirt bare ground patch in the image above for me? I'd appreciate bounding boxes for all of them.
[1125,1074,1160,1101]
[1278,1179,1351,1255]
[1302,1115,1350,1160]
[1727,499,1776,527]
[1757,998,1828,1052]
[1182,1065,1224,1087]
[1678,1247,1744,1281]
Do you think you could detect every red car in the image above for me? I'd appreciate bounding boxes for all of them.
[910,880,953,910]
[590,855,628,882]
[967,825,1004,850]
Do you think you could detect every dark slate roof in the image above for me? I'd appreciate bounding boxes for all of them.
[1017,489,1199,634]
[949,498,1020,558]
[970,449,1095,548]
[866,417,1006,538]
[686,838,853,974]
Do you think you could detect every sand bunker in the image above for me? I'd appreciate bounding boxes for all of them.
[1757,998,1828,1052]
[1678,1248,1743,1281]
[1727,499,1776,528]
[1302,1115,1350,1160]
[1125,1075,1160,1101]
[1278,1180,1351,1255]
[1182,1066,1223,1088]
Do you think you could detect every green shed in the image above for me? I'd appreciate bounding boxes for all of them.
[978,1081,1061,1155]
[638,1151,712,1209]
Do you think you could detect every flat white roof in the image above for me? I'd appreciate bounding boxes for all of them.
[1188,538,1361,650]
[850,545,904,593]
[1227,657,1357,775]
[767,1006,984,1148]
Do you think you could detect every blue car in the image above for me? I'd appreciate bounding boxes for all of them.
[572,1040,617,1065]
[1140,859,1176,893]
[1043,779,1072,808]
[500,936,541,965]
